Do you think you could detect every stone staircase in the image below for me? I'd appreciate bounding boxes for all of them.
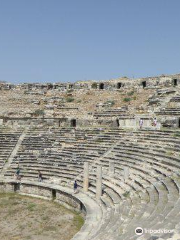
[94,108,129,118]
[0,126,23,171]
[1,127,180,239]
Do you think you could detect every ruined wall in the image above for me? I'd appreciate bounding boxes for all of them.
[118,117,161,129]
[0,181,86,214]
[1,74,180,91]
[1,117,68,128]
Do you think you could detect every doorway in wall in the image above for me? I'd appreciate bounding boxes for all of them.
[99,83,104,90]
[174,79,177,86]
[116,119,120,127]
[52,189,56,199]
[71,119,76,127]
[48,84,53,90]
[142,81,146,88]
[80,202,83,211]
[117,82,122,89]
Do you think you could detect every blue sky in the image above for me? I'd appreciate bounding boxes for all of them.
[0,0,180,83]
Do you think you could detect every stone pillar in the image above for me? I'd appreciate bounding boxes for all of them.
[83,162,89,192]
[0,118,3,125]
[124,166,129,182]
[96,165,102,200]
[109,161,115,176]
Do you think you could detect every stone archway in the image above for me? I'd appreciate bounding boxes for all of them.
[117,82,122,89]
[99,83,104,90]
[142,81,146,88]
[71,119,76,127]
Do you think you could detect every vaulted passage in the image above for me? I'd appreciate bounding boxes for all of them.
[99,83,104,90]
[52,189,56,199]
[117,83,122,89]
[142,81,146,88]
[71,119,76,127]
[116,119,120,127]
[174,79,178,86]
[48,84,53,90]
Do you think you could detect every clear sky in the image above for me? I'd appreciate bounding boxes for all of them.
[0,0,180,84]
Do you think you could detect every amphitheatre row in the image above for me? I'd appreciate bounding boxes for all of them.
[0,73,180,239]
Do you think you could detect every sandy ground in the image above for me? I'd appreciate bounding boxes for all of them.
[0,192,84,240]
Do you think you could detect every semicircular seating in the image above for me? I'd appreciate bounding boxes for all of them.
[1,126,180,239]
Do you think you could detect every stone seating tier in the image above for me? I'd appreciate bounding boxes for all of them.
[2,126,180,239]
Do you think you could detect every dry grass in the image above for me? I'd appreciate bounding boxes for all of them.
[0,192,84,240]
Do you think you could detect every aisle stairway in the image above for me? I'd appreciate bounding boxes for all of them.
[0,126,23,170]
[1,126,180,239]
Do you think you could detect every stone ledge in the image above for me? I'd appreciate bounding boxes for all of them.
[0,179,103,240]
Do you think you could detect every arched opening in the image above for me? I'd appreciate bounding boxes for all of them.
[173,79,177,86]
[48,84,53,90]
[117,82,122,89]
[99,83,104,90]
[69,84,73,89]
[178,118,180,128]
[116,119,120,127]
[80,202,83,211]
[71,119,76,127]
[52,189,56,200]
[142,81,146,88]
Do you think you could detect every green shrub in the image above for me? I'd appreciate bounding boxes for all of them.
[67,89,74,93]
[91,83,97,89]
[27,203,36,211]
[105,100,115,106]
[95,138,103,142]
[123,97,131,102]
[66,97,74,102]
[73,213,85,230]
[34,109,44,116]
[174,132,180,137]
[123,191,130,198]
[166,151,173,156]
[127,91,134,96]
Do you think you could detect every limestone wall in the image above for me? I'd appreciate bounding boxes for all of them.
[0,73,180,91]
[0,181,85,214]
[118,117,161,129]
[1,117,68,128]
